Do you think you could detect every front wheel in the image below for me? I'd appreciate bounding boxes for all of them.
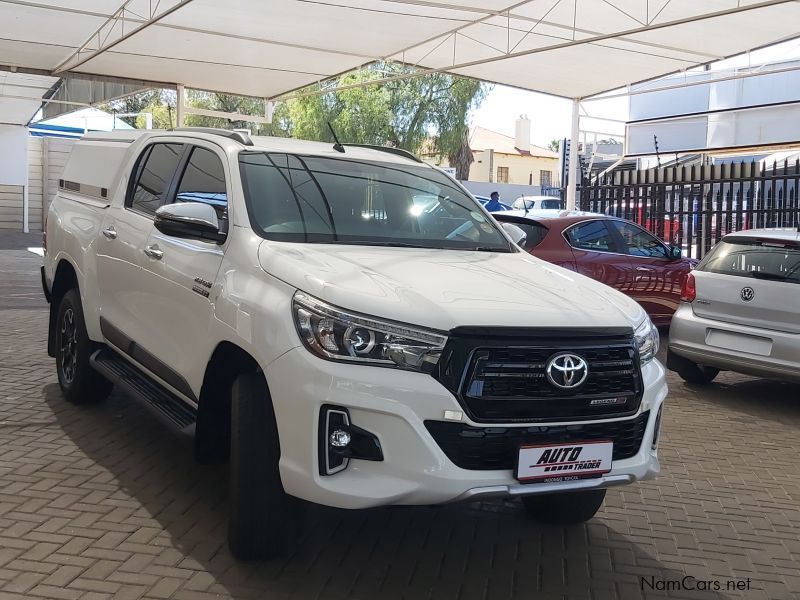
[54,289,112,404]
[522,489,606,524]
[228,372,302,560]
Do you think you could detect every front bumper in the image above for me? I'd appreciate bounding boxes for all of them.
[669,303,800,383]
[265,347,667,509]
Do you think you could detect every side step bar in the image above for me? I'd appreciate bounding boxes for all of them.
[90,348,197,436]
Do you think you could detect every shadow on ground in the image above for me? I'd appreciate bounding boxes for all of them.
[43,384,731,600]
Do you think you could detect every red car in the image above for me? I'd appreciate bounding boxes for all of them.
[494,211,697,326]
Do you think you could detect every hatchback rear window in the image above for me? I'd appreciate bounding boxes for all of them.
[698,237,800,284]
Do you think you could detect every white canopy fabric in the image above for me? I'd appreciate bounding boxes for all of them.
[0,71,57,124]
[1,0,799,101]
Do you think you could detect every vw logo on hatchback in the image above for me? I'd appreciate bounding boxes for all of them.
[546,353,589,389]
[740,286,755,302]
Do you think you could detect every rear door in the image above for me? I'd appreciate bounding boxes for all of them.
[96,142,184,351]
[564,219,635,294]
[692,235,800,333]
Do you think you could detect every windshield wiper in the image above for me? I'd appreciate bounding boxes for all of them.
[750,270,788,281]
[471,246,513,253]
[340,241,434,248]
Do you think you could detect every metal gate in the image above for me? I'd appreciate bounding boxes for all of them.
[578,159,800,259]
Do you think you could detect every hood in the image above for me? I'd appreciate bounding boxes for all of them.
[257,241,646,331]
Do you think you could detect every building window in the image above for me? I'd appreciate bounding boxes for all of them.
[540,170,552,187]
[497,166,509,183]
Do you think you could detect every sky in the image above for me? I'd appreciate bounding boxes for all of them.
[471,38,800,149]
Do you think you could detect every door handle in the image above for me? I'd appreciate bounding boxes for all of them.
[102,226,117,240]
[144,244,164,260]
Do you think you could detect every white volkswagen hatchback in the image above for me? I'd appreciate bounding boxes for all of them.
[668,228,800,384]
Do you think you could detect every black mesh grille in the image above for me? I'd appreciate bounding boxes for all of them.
[425,411,649,471]
[433,329,643,423]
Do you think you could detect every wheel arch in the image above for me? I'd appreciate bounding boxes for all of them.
[195,341,262,463]
[47,259,81,357]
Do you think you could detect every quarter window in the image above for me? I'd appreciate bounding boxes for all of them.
[174,147,228,219]
[128,143,184,216]
[566,221,615,252]
[611,221,668,259]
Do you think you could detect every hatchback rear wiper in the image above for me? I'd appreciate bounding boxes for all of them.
[750,270,788,281]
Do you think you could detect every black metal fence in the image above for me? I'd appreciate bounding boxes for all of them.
[577,159,800,259]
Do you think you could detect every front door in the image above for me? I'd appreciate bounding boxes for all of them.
[564,219,635,296]
[609,220,686,323]
[135,143,229,399]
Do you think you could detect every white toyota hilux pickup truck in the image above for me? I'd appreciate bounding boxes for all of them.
[42,128,666,559]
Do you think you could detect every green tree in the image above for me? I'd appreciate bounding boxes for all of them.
[285,63,488,178]
[548,138,561,152]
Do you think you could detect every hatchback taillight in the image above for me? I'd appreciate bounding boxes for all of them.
[680,272,696,302]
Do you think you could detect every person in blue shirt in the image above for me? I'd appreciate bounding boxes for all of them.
[485,191,503,212]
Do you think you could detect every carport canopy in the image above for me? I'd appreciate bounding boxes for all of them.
[3,0,800,101]
[3,0,800,208]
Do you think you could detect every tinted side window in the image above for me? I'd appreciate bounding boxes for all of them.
[611,221,668,259]
[129,143,184,216]
[175,147,228,219]
[514,222,549,249]
[566,221,614,252]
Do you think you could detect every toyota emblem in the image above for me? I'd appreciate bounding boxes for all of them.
[740,286,755,302]
[546,353,589,389]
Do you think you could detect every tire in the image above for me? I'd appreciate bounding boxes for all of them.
[522,489,606,525]
[54,289,113,404]
[677,361,720,385]
[228,372,301,560]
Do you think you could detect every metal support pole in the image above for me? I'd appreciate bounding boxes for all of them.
[176,84,185,127]
[566,98,580,211]
[23,185,29,234]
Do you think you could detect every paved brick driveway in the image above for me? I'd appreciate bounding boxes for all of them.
[1,233,799,600]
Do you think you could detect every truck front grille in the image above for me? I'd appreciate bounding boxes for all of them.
[425,411,649,471]
[433,328,643,423]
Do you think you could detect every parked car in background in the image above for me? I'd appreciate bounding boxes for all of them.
[475,195,512,211]
[668,228,800,384]
[493,211,697,325]
[513,196,565,211]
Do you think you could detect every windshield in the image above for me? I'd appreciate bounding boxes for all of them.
[698,238,800,284]
[239,152,512,251]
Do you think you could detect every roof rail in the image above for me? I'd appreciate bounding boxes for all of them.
[172,127,253,146]
[342,144,423,163]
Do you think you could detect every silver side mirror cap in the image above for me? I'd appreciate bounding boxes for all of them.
[154,202,226,243]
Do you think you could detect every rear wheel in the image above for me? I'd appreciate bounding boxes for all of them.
[55,289,112,404]
[676,361,719,385]
[228,372,302,560]
[522,489,606,524]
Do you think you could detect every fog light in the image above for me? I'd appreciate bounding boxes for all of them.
[318,405,384,476]
[330,429,351,448]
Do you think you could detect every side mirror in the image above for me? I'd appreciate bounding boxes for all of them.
[500,222,527,247]
[668,245,682,260]
[154,202,226,243]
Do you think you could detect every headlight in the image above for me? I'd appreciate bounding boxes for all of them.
[292,291,448,372]
[634,317,660,365]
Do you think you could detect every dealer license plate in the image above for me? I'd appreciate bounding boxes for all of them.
[516,440,613,483]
